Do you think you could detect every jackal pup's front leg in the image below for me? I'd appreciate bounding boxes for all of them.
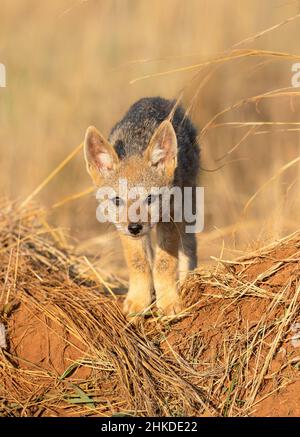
[120,234,154,316]
[154,222,181,315]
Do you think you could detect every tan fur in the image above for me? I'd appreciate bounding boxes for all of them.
[120,234,154,315]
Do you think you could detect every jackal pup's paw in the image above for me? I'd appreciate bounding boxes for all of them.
[123,294,152,318]
[157,295,182,316]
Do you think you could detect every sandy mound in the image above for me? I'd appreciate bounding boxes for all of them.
[0,203,300,416]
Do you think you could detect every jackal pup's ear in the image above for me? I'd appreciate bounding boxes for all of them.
[145,120,177,178]
[84,126,119,185]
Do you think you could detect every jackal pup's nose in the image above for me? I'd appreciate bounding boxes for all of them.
[128,223,143,235]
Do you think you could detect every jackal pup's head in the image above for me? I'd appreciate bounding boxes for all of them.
[84,120,177,238]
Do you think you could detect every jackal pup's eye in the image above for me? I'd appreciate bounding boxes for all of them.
[111,196,123,206]
[146,194,157,205]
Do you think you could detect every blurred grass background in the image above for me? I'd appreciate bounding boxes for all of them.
[1,0,300,277]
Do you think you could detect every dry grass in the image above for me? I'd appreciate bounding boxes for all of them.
[0,203,216,416]
[1,0,300,266]
[1,202,299,416]
[1,0,300,418]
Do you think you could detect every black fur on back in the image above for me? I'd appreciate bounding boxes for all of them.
[108,97,200,184]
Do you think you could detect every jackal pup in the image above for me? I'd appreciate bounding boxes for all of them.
[84,97,200,316]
